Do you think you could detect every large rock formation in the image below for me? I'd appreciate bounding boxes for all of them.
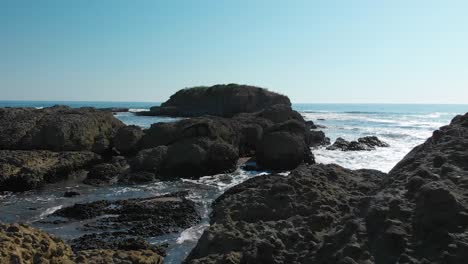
[365,112,468,264]
[0,150,100,191]
[185,112,468,264]
[0,106,124,153]
[138,84,291,117]
[128,104,315,177]
[185,164,386,263]
[0,223,163,264]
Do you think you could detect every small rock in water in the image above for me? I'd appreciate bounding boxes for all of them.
[327,136,389,151]
[64,191,81,198]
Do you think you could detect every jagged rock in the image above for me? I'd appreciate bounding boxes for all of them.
[113,125,145,154]
[327,136,389,151]
[138,84,291,117]
[185,164,385,263]
[0,106,124,153]
[0,150,100,191]
[358,136,390,148]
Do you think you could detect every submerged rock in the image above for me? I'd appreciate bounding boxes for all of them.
[0,150,99,192]
[53,191,201,237]
[327,136,389,151]
[139,84,291,117]
[64,191,81,197]
[0,106,124,153]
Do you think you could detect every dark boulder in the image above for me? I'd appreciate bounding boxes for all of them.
[256,120,314,170]
[64,191,81,198]
[131,146,168,174]
[113,125,145,154]
[83,156,129,186]
[0,150,100,192]
[162,138,239,179]
[305,120,317,129]
[139,84,291,117]
[0,106,124,153]
[306,130,331,148]
[358,136,390,148]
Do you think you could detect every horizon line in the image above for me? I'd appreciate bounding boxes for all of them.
[1,99,468,105]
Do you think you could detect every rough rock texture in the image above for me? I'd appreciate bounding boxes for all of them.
[83,156,129,185]
[257,120,315,170]
[52,191,200,250]
[0,150,100,191]
[365,112,468,264]
[185,164,385,263]
[75,249,163,264]
[139,84,291,117]
[306,130,331,148]
[0,106,124,153]
[186,112,468,264]
[133,104,314,177]
[0,223,164,264]
[0,223,75,264]
[327,136,389,151]
[113,125,145,154]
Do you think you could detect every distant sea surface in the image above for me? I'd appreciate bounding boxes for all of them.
[1,100,467,172]
[1,100,467,263]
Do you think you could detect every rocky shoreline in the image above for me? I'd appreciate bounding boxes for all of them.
[1,84,466,263]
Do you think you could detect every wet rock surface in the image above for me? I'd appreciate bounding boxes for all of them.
[327,136,389,151]
[186,112,468,264]
[0,150,100,191]
[52,191,201,237]
[139,84,291,117]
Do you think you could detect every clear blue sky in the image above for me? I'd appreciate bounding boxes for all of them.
[1,0,468,103]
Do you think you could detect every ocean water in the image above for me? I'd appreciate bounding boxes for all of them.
[0,101,467,263]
